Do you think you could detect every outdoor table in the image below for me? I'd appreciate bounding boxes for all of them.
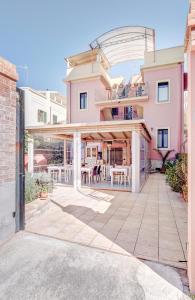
[81,167,92,184]
[47,166,64,182]
[110,168,128,186]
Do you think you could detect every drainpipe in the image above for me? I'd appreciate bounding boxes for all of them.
[16,89,25,231]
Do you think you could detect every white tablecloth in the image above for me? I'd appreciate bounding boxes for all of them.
[110,168,128,186]
[81,167,92,184]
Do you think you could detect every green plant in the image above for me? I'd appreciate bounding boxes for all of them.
[180,153,188,201]
[25,172,39,203]
[165,153,188,200]
[40,185,49,193]
[33,172,53,194]
[24,131,30,154]
[166,163,182,192]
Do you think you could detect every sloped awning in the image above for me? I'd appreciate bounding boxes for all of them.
[90,26,155,67]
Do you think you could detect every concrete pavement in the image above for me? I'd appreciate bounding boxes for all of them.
[0,232,190,300]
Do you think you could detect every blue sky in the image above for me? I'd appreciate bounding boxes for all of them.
[0,0,189,95]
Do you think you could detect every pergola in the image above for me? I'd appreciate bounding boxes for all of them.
[90,26,155,67]
[27,119,151,193]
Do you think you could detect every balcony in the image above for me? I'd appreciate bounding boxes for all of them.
[101,105,143,122]
[95,83,149,106]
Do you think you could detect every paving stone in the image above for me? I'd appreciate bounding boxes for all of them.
[26,174,188,269]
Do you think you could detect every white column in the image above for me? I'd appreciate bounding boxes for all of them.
[73,132,81,190]
[28,136,34,174]
[132,131,140,193]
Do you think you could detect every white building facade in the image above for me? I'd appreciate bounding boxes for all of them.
[19,87,66,127]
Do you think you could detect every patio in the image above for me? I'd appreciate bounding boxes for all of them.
[26,173,188,269]
[27,119,151,193]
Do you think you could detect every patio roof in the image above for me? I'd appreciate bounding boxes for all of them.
[26,119,151,142]
[90,26,155,66]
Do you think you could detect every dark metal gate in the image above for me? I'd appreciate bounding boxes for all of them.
[16,88,25,231]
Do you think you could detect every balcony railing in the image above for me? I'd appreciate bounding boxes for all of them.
[95,83,148,103]
[112,112,142,121]
[101,105,144,122]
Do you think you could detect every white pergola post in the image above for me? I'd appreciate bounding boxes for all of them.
[132,131,140,193]
[28,136,34,174]
[73,132,81,190]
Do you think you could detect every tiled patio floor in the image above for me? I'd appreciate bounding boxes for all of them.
[26,174,188,269]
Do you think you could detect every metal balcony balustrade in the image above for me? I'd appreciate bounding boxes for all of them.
[112,112,142,121]
[101,105,143,122]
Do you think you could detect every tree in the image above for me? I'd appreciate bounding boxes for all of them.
[153,149,175,173]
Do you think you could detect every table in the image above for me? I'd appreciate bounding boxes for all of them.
[81,167,92,184]
[48,165,73,183]
[47,166,65,182]
[110,168,128,186]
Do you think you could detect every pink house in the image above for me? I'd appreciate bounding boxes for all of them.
[28,27,185,194]
[26,20,195,293]
[65,29,184,171]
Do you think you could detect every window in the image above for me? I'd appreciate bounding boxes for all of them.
[53,114,58,124]
[38,109,47,123]
[86,147,97,158]
[66,141,73,164]
[157,129,169,149]
[92,147,97,158]
[111,107,118,116]
[86,148,91,158]
[157,81,169,103]
[80,92,87,110]
[124,106,133,120]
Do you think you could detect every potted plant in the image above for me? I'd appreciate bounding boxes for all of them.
[39,184,49,199]
[33,172,53,200]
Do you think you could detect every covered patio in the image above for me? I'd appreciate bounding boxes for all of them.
[27,119,151,193]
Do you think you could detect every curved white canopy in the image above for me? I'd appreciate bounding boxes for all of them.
[90,26,155,67]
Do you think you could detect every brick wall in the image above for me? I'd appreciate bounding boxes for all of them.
[0,56,18,243]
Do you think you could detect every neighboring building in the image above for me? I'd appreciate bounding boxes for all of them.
[18,87,67,127]
[18,87,67,172]
[65,40,184,169]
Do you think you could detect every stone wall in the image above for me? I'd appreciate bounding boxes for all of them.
[0,56,18,243]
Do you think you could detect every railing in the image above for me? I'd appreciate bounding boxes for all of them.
[101,106,143,122]
[95,83,148,103]
[112,112,143,121]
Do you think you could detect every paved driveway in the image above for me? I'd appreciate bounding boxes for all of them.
[0,232,190,299]
[26,174,188,269]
